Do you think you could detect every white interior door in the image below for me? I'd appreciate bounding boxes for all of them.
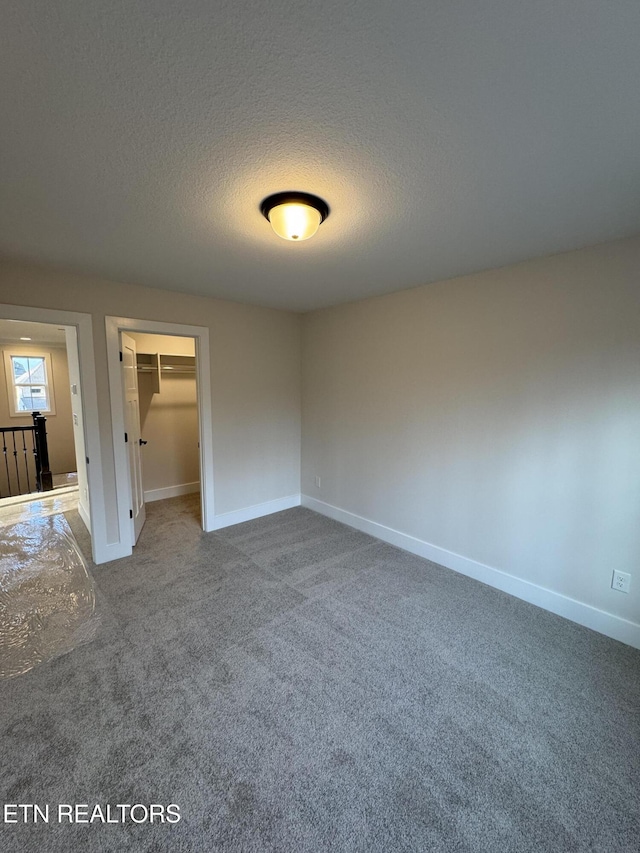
[121,332,146,544]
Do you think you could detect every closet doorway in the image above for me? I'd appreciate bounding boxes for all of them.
[124,331,200,544]
[106,317,215,554]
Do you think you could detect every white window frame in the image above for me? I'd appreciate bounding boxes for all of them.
[3,349,57,417]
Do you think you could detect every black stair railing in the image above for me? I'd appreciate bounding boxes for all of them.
[0,411,53,498]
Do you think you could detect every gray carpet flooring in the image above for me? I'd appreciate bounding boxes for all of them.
[1,494,639,852]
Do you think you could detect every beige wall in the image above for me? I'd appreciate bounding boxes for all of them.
[0,260,302,543]
[0,342,76,475]
[3,237,638,638]
[129,332,200,497]
[302,236,640,627]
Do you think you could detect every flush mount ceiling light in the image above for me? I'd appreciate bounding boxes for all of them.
[260,192,329,242]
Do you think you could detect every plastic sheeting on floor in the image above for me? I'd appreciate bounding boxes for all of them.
[0,513,98,679]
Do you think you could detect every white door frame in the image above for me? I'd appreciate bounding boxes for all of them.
[0,303,107,564]
[105,316,215,550]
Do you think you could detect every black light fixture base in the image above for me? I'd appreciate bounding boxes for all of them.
[260,191,330,223]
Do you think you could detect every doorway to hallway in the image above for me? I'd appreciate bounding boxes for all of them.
[0,318,86,522]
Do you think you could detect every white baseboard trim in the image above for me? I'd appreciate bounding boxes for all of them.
[77,500,91,535]
[144,482,200,503]
[212,494,301,530]
[301,495,640,650]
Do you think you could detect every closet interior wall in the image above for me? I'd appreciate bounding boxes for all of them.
[129,332,199,502]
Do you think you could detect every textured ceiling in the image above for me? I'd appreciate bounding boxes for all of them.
[1,1,639,312]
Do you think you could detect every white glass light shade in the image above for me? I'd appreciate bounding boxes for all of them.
[268,202,322,241]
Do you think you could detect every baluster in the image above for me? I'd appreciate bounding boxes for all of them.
[21,430,32,494]
[2,433,9,497]
[30,429,38,492]
[12,431,21,495]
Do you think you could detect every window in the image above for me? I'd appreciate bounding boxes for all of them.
[3,351,56,417]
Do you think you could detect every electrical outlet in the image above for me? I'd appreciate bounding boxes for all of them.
[314,476,321,489]
[611,571,631,594]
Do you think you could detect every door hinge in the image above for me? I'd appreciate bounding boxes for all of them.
[124,432,128,443]
[129,509,133,519]
[85,456,89,464]
[119,351,123,362]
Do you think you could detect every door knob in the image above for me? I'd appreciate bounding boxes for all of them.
[139,439,148,445]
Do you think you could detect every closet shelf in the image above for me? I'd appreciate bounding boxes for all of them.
[160,358,196,373]
[160,366,196,374]
[136,352,196,392]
